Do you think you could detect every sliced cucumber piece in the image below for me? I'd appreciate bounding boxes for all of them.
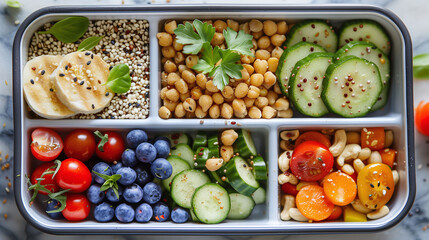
[207,133,220,158]
[289,52,333,117]
[194,147,210,169]
[190,208,200,222]
[234,129,257,159]
[251,187,266,205]
[251,156,267,181]
[276,42,327,96]
[285,20,338,52]
[170,143,194,168]
[226,156,259,196]
[227,193,255,220]
[192,183,230,224]
[338,20,391,55]
[171,169,211,209]
[162,155,191,191]
[336,41,390,111]
[208,170,228,188]
[322,55,383,117]
[192,132,207,151]
[166,133,192,147]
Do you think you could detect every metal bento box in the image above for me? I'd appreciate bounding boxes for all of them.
[13,4,415,234]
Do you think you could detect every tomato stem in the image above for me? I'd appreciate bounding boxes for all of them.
[94,130,109,152]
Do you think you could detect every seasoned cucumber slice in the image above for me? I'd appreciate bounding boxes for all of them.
[226,156,259,196]
[208,170,228,188]
[285,20,338,52]
[251,187,266,205]
[190,208,200,222]
[336,41,390,111]
[207,133,220,158]
[338,20,391,54]
[289,52,333,117]
[192,183,230,224]
[192,132,207,151]
[165,133,192,147]
[194,147,210,169]
[171,169,210,209]
[162,155,191,191]
[234,129,257,159]
[276,42,327,96]
[322,55,383,117]
[170,143,194,168]
[227,193,255,220]
[251,156,267,181]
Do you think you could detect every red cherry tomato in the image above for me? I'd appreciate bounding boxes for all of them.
[64,129,96,162]
[281,182,299,196]
[95,131,125,163]
[290,141,334,181]
[30,162,59,195]
[30,128,63,161]
[416,101,429,136]
[62,193,90,221]
[54,158,91,193]
[326,206,343,221]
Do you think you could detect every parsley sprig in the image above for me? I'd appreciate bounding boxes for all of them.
[92,171,122,199]
[174,19,254,91]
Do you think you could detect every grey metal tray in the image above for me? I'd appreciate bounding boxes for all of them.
[13,4,415,235]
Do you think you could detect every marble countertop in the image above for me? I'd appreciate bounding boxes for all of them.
[1,0,429,239]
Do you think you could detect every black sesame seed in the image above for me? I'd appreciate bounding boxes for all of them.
[111,116,115,119]
[65,65,68,70]
[370,183,374,188]
[103,51,109,55]
[73,77,77,82]
[59,73,65,77]
[49,88,53,92]
[136,103,141,107]
[386,186,391,190]
[375,204,378,208]
[85,52,91,56]
[87,61,91,65]
[378,181,380,187]
[137,63,142,66]
[105,92,110,96]
[128,103,132,106]
[41,70,45,75]
[30,79,34,84]
[372,46,377,49]
[92,104,95,109]
[119,35,124,39]
[91,54,94,59]
[87,87,91,90]
[109,66,113,71]
[111,40,116,44]
[80,81,85,85]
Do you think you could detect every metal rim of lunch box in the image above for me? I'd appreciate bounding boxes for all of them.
[12,4,415,235]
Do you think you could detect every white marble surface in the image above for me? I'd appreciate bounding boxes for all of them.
[1,0,429,239]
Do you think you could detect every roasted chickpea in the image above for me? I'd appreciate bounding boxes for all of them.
[185,55,199,69]
[182,70,196,84]
[175,79,188,94]
[157,32,173,47]
[227,19,239,31]
[196,73,207,89]
[161,46,175,58]
[164,20,177,34]
[221,130,239,146]
[263,71,276,89]
[221,103,233,119]
[180,92,191,102]
[250,73,264,87]
[274,82,282,94]
[272,46,284,59]
[232,98,246,114]
[277,21,288,34]
[199,95,213,112]
[167,72,180,85]
[262,106,276,119]
[257,36,271,49]
[174,102,186,118]
[243,64,255,75]
[254,59,268,74]
[274,98,289,111]
[183,98,197,113]
[252,38,258,50]
[255,49,271,60]
[278,108,293,118]
[185,111,196,118]
[164,60,177,73]
[195,106,207,119]
[212,92,224,105]
[263,20,277,36]
[222,86,234,99]
[267,91,278,105]
[266,44,274,53]
[244,97,256,108]
[214,20,227,33]
[160,87,168,100]
[161,72,168,87]
[271,34,286,47]
[164,99,178,112]
[248,106,262,119]
[209,104,220,119]
[247,86,261,99]
[239,68,250,81]
[174,52,185,64]
[178,64,189,73]
[191,86,203,100]
[235,83,249,99]
[260,87,268,97]
[239,22,250,34]
[211,32,225,46]
[267,57,279,72]
[252,30,264,40]
[159,106,171,119]
[255,96,269,108]
[173,39,183,51]
[166,88,180,102]
[249,19,263,32]
[206,80,220,93]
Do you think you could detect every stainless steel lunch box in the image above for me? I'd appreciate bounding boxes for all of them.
[13,4,415,235]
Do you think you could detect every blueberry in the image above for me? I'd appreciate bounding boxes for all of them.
[46,199,63,219]
[152,202,170,222]
[121,149,137,167]
[115,203,135,223]
[142,182,162,204]
[117,167,137,186]
[106,185,123,202]
[86,184,105,204]
[135,203,153,223]
[136,142,157,163]
[92,162,112,184]
[150,158,173,180]
[123,183,144,203]
[94,202,114,222]
[154,136,170,144]
[171,207,189,223]
[135,164,154,186]
[153,139,170,158]
[127,129,148,148]
[111,162,123,174]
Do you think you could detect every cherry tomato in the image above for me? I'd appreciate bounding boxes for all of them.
[357,163,394,209]
[62,193,90,221]
[415,101,429,136]
[64,129,96,162]
[290,141,334,181]
[95,131,125,163]
[295,131,331,148]
[281,182,298,196]
[54,158,91,193]
[30,162,59,195]
[30,128,63,161]
[326,206,343,221]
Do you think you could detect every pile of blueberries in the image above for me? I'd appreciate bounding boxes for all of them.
[85,129,189,223]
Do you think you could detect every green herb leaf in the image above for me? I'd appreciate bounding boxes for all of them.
[210,49,243,91]
[5,0,21,8]
[104,64,131,94]
[414,54,429,79]
[192,42,221,74]
[174,19,215,54]
[51,160,61,179]
[46,189,70,213]
[38,16,89,43]
[92,170,122,199]
[77,36,103,52]
[94,130,109,152]
[224,28,254,57]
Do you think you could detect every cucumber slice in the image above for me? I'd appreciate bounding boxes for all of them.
[192,183,230,224]
[166,133,192,147]
[194,147,210,169]
[250,156,267,181]
[289,52,333,117]
[336,41,390,111]
[171,169,211,209]
[162,155,191,191]
[170,143,194,168]
[226,156,259,196]
[251,187,266,205]
[322,55,383,117]
[208,170,228,188]
[207,133,220,158]
[276,42,327,96]
[192,132,207,151]
[285,20,338,52]
[234,129,257,159]
[190,208,200,222]
[227,193,255,220]
[338,20,391,55]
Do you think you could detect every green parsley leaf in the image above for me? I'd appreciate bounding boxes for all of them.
[192,42,221,74]
[414,54,429,79]
[174,19,215,54]
[6,0,22,8]
[224,28,254,57]
[210,49,243,91]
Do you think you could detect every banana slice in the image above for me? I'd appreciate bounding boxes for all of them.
[51,51,114,114]
[23,55,75,119]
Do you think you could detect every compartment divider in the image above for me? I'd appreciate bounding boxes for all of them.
[148,17,161,121]
[268,126,280,222]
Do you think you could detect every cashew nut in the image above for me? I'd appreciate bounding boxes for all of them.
[353,159,366,173]
[329,130,347,157]
[280,130,299,141]
[280,140,294,151]
[368,151,382,164]
[358,147,371,161]
[392,170,399,185]
[385,130,394,148]
[289,208,308,222]
[278,172,299,185]
[337,144,361,166]
[346,131,361,144]
[278,151,292,172]
[351,199,373,214]
[280,194,295,221]
[205,158,224,172]
[341,163,355,175]
[367,205,389,219]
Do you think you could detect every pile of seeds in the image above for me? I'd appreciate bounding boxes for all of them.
[28,19,150,119]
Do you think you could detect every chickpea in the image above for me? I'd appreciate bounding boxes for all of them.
[243,64,255,75]
[244,97,256,108]
[161,72,168,87]
[267,57,279,73]
[255,49,271,60]
[219,44,226,50]
[271,34,286,47]
[220,145,234,162]
[252,30,264,40]
[262,106,276,119]
[267,91,278,105]
[277,21,288,34]
[214,20,227,33]
[272,46,284,59]
[175,79,188,94]
[191,87,203,100]
[164,99,178,112]
[252,38,258,50]
[188,81,197,90]
[182,70,196,84]
[239,22,250,34]
[288,23,295,33]
[248,106,262,119]
[277,108,293,118]
[206,80,220,93]
[195,106,207,119]
[209,104,220,119]
[274,98,289,110]
[241,55,253,64]
[260,87,268,97]
[164,60,177,73]
[274,82,282,94]
[183,98,197,112]
[199,95,213,112]
[234,83,249,99]
[180,92,191,102]
[249,19,263,32]
[254,59,268,74]
[255,96,269,108]
[227,19,239,31]
[211,32,225,46]
[161,57,169,65]
[222,86,234,99]
[221,103,233,119]
[247,86,261,99]
[263,71,276,89]
[159,106,171,119]
[163,20,177,34]
[196,73,207,89]
[174,52,185,64]
[266,45,274,53]
[250,73,264,87]
[186,55,199,69]
[212,92,224,105]
[204,89,214,96]
[234,110,247,119]
[162,46,175,58]
[204,20,213,25]
[178,64,189,73]
[263,20,277,36]
[257,36,271,49]
[173,39,183,51]
[174,102,186,118]
[221,130,238,146]
[185,111,196,118]
[167,72,180,85]
[157,32,173,47]
[166,88,180,102]
[239,68,250,81]
[232,98,246,114]
[160,87,168,100]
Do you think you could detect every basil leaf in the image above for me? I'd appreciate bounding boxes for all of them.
[6,0,21,8]
[38,16,89,43]
[105,64,131,94]
[77,36,103,52]
[414,54,429,79]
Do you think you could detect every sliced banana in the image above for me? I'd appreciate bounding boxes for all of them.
[23,55,75,119]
